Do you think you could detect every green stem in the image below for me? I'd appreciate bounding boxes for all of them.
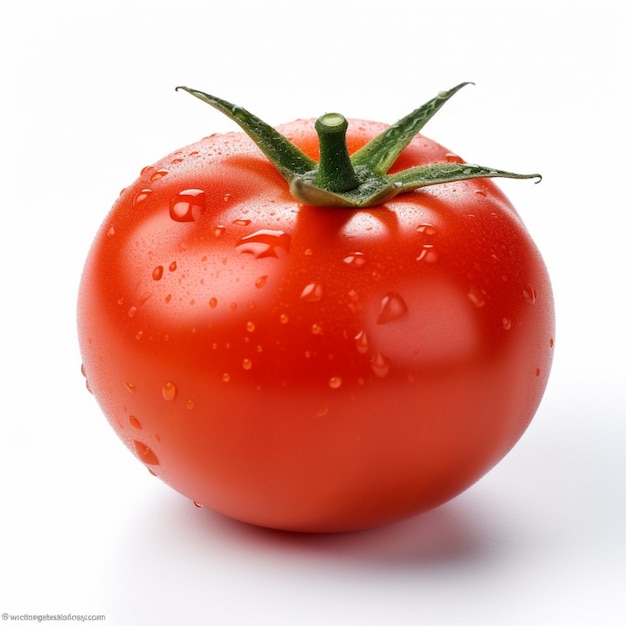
[177,84,541,209]
[314,113,360,193]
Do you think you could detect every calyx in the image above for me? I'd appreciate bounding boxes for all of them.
[176,83,540,208]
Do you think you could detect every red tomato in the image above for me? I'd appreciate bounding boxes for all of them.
[78,89,554,532]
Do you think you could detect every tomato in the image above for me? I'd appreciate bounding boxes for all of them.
[77,84,554,532]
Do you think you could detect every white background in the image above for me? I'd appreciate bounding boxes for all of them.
[2,1,625,624]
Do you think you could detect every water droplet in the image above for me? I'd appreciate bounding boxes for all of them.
[139,292,152,306]
[242,358,252,370]
[224,193,231,202]
[81,364,93,393]
[502,317,512,330]
[300,282,324,302]
[164,294,172,303]
[415,223,439,263]
[377,293,408,324]
[523,286,538,304]
[186,400,195,409]
[133,189,152,205]
[550,338,555,348]
[246,321,256,332]
[354,330,370,354]
[343,252,366,267]
[445,153,464,163]
[236,229,291,259]
[152,265,164,281]
[416,223,437,236]
[535,368,541,377]
[467,286,486,308]
[107,226,115,237]
[129,415,142,429]
[416,245,439,263]
[329,376,343,389]
[279,313,289,324]
[255,275,268,288]
[209,297,218,309]
[232,218,251,226]
[370,351,391,378]
[169,261,177,272]
[193,501,204,508]
[128,305,137,318]
[162,381,176,401]
[222,373,231,383]
[150,168,169,181]
[124,382,136,393]
[133,441,159,465]
[170,189,206,222]
[475,190,487,198]
[311,323,322,335]
[214,224,226,237]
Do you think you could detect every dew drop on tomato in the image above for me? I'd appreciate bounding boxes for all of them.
[133,189,152,205]
[149,168,169,181]
[152,266,164,281]
[523,286,538,304]
[467,286,486,308]
[354,330,370,354]
[370,351,391,378]
[416,223,437,237]
[236,229,291,259]
[343,252,367,267]
[162,381,176,401]
[416,245,439,263]
[377,293,409,324]
[169,189,206,222]
[300,282,324,302]
[129,415,142,429]
[329,377,342,389]
[133,441,159,465]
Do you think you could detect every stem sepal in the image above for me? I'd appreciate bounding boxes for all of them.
[176,84,540,208]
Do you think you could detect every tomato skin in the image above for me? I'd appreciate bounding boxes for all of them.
[77,119,554,532]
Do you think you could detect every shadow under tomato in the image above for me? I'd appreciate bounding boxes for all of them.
[196,495,498,570]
